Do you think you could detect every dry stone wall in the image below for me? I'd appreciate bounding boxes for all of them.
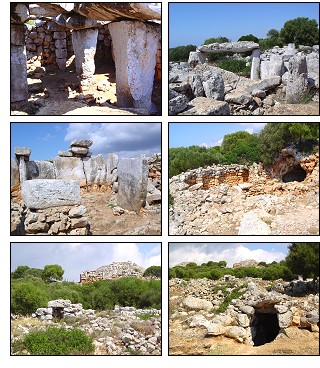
[80,261,145,283]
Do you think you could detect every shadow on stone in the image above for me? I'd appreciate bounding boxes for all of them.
[251,308,280,346]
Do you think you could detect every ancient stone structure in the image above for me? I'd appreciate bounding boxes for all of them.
[10,3,161,112]
[169,276,319,347]
[171,42,319,115]
[14,147,31,184]
[80,261,145,283]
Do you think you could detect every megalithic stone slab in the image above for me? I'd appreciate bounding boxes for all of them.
[108,20,159,111]
[117,157,148,212]
[197,41,259,53]
[22,179,81,209]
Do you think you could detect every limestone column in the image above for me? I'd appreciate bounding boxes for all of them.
[250,49,260,80]
[286,55,308,103]
[71,28,98,91]
[108,20,160,112]
[117,157,148,212]
[11,3,29,108]
[14,147,31,183]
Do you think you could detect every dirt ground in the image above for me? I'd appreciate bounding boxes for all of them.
[81,191,161,235]
[265,101,319,115]
[169,322,319,355]
[12,61,161,116]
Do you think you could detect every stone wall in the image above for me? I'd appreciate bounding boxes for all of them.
[23,204,89,235]
[80,261,145,283]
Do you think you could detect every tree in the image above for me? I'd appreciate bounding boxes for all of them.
[43,264,64,282]
[288,123,318,150]
[280,17,319,46]
[285,243,319,279]
[169,45,197,62]
[209,269,223,280]
[218,261,227,268]
[143,265,161,278]
[238,34,259,43]
[204,36,229,45]
[266,29,280,38]
[12,266,30,279]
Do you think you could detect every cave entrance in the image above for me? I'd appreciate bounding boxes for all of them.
[251,307,280,346]
[282,165,307,183]
[52,307,64,320]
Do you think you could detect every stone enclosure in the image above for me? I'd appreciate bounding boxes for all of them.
[169,41,319,115]
[11,3,161,114]
[11,140,161,235]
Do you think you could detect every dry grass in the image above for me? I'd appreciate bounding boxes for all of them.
[130,320,154,336]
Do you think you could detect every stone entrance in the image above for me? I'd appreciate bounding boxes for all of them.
[251,307,280,346]
[282,165,307,183]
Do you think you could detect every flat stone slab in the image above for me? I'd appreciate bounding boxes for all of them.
[70,139,93,148]
[14,147,31,157]
[197,41,259,54]
[22,179,81,209]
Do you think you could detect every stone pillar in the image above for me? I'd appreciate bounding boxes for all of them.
[250,49,260,80]
[108,20,159,112]
[11,23,28,108]
[117,157,148,212]
[286,55,308,103]
[53,31,67,70]
[106,153,119,185]
[71,28,98,91]
[188,51,206,68]
[14,147,31,184]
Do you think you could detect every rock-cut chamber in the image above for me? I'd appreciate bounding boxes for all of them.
[251,307,280,346]
[282,165,307,183]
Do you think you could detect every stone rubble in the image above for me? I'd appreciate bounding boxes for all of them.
[169,42,319,115]
[169,276,319,345]
[12,299,161,355]
[169,148,319,235]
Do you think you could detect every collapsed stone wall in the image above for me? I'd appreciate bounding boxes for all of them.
[80,261,145,283]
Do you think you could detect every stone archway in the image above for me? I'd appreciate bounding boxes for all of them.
[251,306,280,346]
[282,165,307,183]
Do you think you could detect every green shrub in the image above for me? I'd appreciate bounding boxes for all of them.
[11,283,49,315]
[215,286,246,314]
[169,45,197,62]
[23,327,94,355]
[238,34,259,43]
[216,59,250,76]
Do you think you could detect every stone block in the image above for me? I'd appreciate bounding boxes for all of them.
[188,51,206,68]
[22,179,81,209]
[106,153,119,184]
[11,158,19,188]
[179,97,230,115]
[15,147,31,157]
[55,48,68,59]
[109,21,159,111]
[53,156,86,181]
[70,139,93,148]
[53,31,66,40]
[69,146,88,156]
[11,3,29,24]
[83,155,106,185]
[11,44,28,104]
[11,23,26,46]
[27,160,55,180]
[117,157,148,212]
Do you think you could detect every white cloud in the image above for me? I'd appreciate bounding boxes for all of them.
[169,243,286,267]
[64,123,161,157]
[239,123,267,133]
[11,243,161,282]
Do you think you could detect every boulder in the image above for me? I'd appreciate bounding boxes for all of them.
[70,139,93,148]
[21,179,81,209]
[14,147,31,157]
[182,296,213,311]
[169,93,189,115]
[286,55,309,103]
[238,211,271,235]
[83,154,106,185]
[188,51,206,68]
[202,71,224,100]
[70,146,89,156]
[197,41,259,53]
[53,156,86,181]
[11,158,19,188]
[225,91,253,105]
[225,326,248,342]
[27,160,55,180]
[245,76,281,93]
[179,97,230,115]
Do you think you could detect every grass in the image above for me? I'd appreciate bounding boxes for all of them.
[136,312,157,320]
[207,344,232,355]
[214,284,247,314]
[130,320,154,335]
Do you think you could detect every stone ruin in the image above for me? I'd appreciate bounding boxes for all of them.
[11,3,161,113]
[11,140,161,235]
[170,276,319,346]
[80,261,145,283]
[169,41,319,115]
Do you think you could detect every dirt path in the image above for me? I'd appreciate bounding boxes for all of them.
[169,322,319,355]
[81,191,161,235]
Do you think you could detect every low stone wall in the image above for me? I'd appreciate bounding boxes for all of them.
[24,204,89,235]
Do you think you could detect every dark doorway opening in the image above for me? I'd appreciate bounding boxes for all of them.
[52,307,64,320]
[251,310,280,346]
[282,165,307,183]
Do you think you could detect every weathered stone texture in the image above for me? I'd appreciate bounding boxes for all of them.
[22,179,81,209]
[197,41,259,53]
[109,21,159,111]
[117,157,149,212]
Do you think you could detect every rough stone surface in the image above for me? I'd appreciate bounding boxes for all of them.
[117,157,148,212]
[202,72,224,100]
[182,296,214,311]
[22,179,81,209]
[286,55,309,103]
[27,160,55,180]
[53,156,86,181]
[179,97,230,115]
[15,147,31,157]
[188,51,206,68]
[238,210,271,235]
[197,41,259,53]
[109,21,159,112]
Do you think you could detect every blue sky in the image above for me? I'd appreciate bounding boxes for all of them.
[169,122,266,148]
[169,243,290,267]
[11,123,161,161]
[11,243,161,282]
[169,2,319,47]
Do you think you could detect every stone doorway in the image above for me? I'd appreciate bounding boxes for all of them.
[282,165,307,183]
[251,307,280,346]
[52,307,64,320]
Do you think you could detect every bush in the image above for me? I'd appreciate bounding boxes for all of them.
[11,283,49,315]
[259,37,283,52]
[143,266,161,278]
[280,17,319,46]
[238,34,259,43]
[23,327,94,355]
[169,45,197,62]
[216,59,250,76]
